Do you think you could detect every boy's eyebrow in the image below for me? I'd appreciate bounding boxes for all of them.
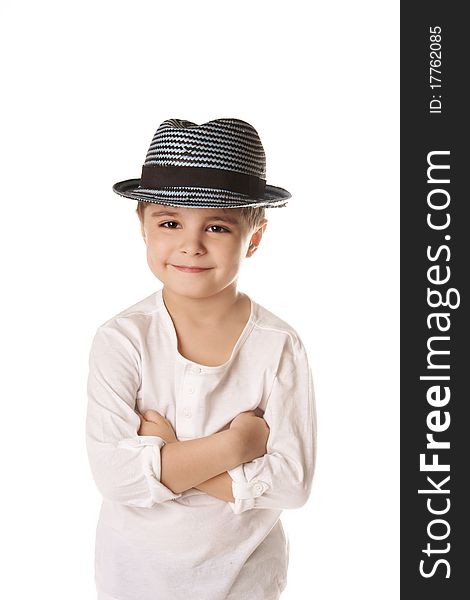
[149,209,240,225]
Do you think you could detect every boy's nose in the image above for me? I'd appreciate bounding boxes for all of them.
[179,234,206,255]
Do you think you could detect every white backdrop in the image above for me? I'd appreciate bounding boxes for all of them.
[0,1,399,599]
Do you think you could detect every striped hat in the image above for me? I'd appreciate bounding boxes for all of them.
[112,118,291,209]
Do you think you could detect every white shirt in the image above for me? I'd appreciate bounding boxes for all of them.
[86,287,316,600]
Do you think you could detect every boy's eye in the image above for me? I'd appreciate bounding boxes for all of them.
[160,221,179,229]
[207,225,229,233]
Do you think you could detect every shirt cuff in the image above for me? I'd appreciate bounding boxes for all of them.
[227,464,270,514]
[118,436,183,505]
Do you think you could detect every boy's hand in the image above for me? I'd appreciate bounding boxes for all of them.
[137,410,178,444]
[229,410,270,463]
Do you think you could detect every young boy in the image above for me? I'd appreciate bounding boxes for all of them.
[86,118,316,600]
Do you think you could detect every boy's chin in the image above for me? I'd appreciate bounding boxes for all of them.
[161,282,217,299]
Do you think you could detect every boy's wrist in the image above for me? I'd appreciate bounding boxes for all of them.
[225,428,247,465]
[195,471,235,503]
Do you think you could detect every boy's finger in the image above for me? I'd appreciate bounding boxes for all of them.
[144,409,162,422]
[139,422,150,436]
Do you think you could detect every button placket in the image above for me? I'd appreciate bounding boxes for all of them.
[177,365,203,432]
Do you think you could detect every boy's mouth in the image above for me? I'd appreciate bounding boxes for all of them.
[170,264,212,273]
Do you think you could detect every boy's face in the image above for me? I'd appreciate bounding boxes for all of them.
[140,204,266,299]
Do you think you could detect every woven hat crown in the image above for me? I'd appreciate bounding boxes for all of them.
[112,117,291,208]
[144,118,267,178]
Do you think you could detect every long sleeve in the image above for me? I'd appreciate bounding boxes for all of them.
[85,322,182,508]
[227,337,316,514]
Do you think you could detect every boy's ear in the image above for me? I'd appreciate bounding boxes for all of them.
[247,221,268,257]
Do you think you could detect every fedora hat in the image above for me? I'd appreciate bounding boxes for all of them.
[112,118,291,209]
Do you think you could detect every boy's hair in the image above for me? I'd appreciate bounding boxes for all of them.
[135,201,266,233]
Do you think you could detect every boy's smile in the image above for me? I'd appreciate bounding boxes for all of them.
[170,264,213,273]
[140,204,266,302]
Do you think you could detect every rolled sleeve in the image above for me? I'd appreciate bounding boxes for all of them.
[86,323,182,508]
[227,339,316,514]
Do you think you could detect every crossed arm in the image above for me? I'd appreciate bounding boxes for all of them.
[137,410,246,503]
[88,327,315,513]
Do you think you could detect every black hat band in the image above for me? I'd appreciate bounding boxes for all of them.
[140,165,266,198]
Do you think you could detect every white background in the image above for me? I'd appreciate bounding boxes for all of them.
[0,1,399,598]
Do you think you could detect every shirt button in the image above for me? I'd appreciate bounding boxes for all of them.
[183,407,192,419]
[187,386,195,394]
[253,482,263,494]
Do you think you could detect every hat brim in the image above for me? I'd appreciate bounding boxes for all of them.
[112,179,291,208]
